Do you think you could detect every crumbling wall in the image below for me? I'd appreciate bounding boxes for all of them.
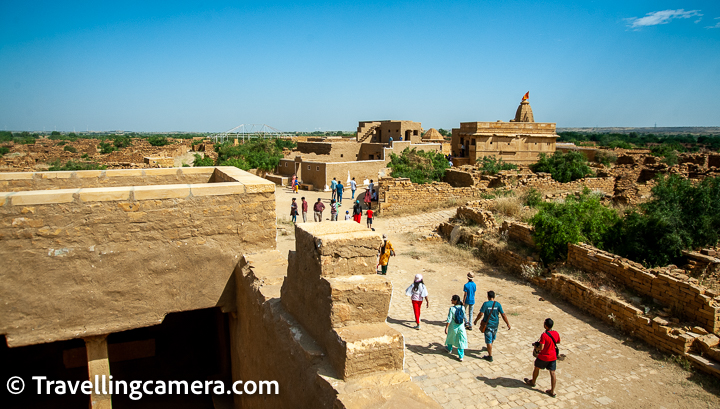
[0,167,276,347]
[378,178,483,214]
[500,220,535,248]
[532,274,695,356]
[567,243,720,335]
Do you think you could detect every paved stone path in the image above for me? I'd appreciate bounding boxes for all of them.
[274,188,720,408]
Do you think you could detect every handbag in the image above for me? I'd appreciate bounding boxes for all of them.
[479,301,495,333]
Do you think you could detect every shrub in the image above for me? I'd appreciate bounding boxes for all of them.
[387,148,449,184]
[595,151,617,166]
[63,145,77,153]
[530,151,594,183]
[98,142,115,154]
[0,146,9,155]
[17,137,36,144]
[476,156,518,175]
[491,196,523,218]
[529,189,620,262]
[523,188,543,208]
[48,160,107,171]
[609,175,720,266]
[193,153,215,167]
[0,131,12,142]
[81,153,89,159]
[216,138,286,171]
[147,135,170,146]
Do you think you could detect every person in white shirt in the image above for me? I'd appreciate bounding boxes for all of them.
[405,274,430,330]
[350,177,357,199]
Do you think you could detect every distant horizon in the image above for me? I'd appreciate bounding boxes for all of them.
[2,2,719,132]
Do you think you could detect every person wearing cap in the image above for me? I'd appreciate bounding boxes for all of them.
[405,274,429,330]
[313,198,325,222]
[463,272,477,331]
[377,234,395,275]
[290,198,298,224]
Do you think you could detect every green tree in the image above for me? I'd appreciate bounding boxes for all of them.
[48,160,107,171]
[387,148,449,184]
[215,138,288,171]
[530,151,594,183]
[0,146,9,155]
[147,135,170,146]
[63,145,77,153]
[98,141,115,154]
[193,153,215,167]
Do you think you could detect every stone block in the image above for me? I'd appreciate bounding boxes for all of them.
[143,168,181,176]
[133,184,191,200]
[326,275,393,327]
[75,170,104,179]
[39,171,73,179]
[79,187,132,202]
[11,189,77,205]
[0,172,33,181]
[0,192,10,206]
[327,323,404,380]
[104,169,144,177]
[191,182,246,197]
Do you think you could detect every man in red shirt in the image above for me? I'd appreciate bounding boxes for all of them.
[524,318,560,398]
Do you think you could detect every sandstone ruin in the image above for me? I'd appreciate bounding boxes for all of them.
[1,167,440,408]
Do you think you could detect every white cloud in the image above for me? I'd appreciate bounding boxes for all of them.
[707,17,720,29]
[626,9,703,29]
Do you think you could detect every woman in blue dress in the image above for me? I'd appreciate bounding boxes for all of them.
[445,294,468,362]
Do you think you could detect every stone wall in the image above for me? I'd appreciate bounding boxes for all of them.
[0,167,215,192]
[0,166,277,347]
[377,178,483,214]
[566,243,720,335]
[531,274,695,357]
[500,220,535,248]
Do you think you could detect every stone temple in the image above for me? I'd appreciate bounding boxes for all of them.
[451,95,558,166]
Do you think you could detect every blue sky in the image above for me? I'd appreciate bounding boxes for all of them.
[1,1,719,132]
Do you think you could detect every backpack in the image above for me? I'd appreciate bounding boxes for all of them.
[453,305,465,325]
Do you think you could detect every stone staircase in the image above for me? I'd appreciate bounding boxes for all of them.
[356,122,381,143]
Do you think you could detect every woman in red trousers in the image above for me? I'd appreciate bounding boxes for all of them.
[405,274,430,330]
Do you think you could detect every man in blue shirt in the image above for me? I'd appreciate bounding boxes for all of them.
[462,272,477,331]
[473,290,512,362]
[336,181,344,205]
[330,178,338,201]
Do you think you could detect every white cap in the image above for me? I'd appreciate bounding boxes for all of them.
[414,274,423,282]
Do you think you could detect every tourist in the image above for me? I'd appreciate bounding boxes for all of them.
[377,234,395,275]
[344,210,351,220]
[444,294,468,362]
[301,197,308,223]
[405,274,429,330]
[330,199,338,221]
[290,198,298,224]
[331,178,338,201]
[366,207,373,229]
[350,177,357,199]
[398,136,403,141]
[371,189,378,202]
[363,188,371,210]
[389,136,393,144]
[313,198,325,222]
[463,272,477,330]
[290,174,297,191]
[293,177,299,194]
[524,318,561,398]
[473,290,511,362]
[352,200,362,223]
[368,179,374,196]
[336,181,344,205]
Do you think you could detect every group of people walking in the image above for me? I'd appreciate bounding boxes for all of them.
[404,272,561,398]
[289,177,378,226]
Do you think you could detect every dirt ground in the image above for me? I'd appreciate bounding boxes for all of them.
[274,186,720,409]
